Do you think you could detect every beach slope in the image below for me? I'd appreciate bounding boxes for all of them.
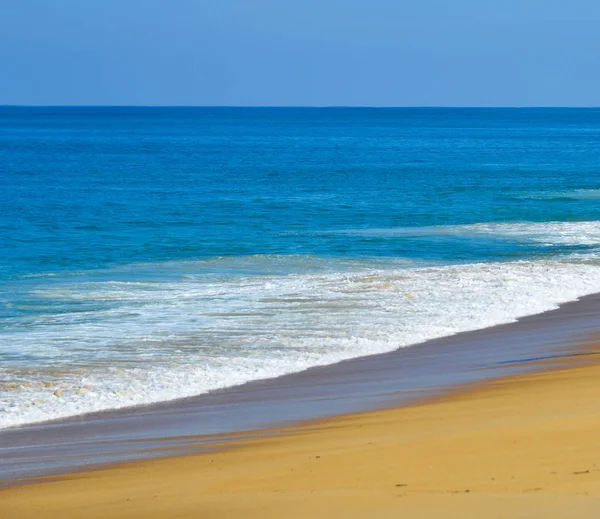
[3,357,600,518]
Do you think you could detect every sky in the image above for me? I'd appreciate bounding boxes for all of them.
[1,0,600,106]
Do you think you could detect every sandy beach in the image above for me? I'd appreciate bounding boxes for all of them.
[3,342,600,518]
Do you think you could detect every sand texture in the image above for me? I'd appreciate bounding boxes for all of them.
[3,356,600,518]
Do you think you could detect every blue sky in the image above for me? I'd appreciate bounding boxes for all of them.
[1,0,599,106]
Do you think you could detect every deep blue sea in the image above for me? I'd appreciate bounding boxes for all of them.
[3,107,600,427]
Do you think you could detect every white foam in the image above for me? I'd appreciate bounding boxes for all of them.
[335,221,600,247]
[458,221,600,246]
[3,256,600,428]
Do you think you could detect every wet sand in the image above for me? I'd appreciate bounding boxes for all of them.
[3,294,600,482]
[3,339,600,517]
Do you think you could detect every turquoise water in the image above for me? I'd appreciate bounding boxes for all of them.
[3,107,600,427]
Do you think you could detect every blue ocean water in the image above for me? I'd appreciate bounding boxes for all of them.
[3,107,600,427]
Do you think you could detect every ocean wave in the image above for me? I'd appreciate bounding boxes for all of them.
[523,189,600,201]
[3,256,600,428]
[333,221,600,247]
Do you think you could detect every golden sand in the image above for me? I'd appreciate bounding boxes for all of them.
[3,356,600,518]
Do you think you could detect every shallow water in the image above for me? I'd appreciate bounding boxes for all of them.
[3,292,599,482]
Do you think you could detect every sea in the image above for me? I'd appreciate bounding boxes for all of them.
[2,106,600,429]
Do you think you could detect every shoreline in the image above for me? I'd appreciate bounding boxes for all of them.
[4,292,600,482]
[3,336,600,517]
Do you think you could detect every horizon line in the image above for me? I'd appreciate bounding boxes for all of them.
[1,104,600,109]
